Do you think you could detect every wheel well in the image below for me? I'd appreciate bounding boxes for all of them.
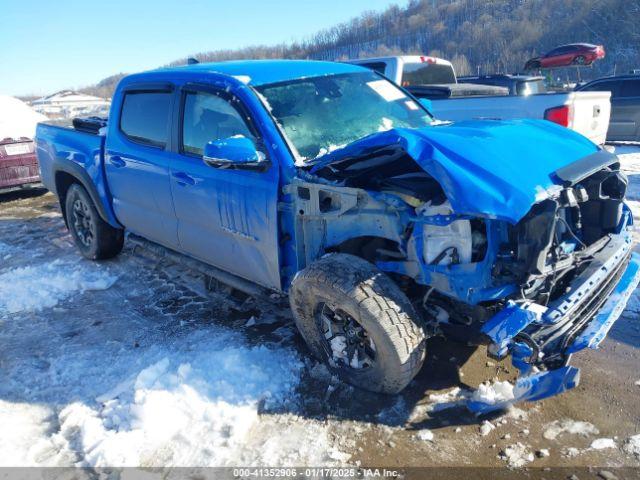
[326,236,404,264]
[54,171,80,223]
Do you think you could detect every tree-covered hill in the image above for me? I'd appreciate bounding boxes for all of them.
[82,0,639,98]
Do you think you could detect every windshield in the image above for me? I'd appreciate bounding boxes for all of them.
[255,71,432,163]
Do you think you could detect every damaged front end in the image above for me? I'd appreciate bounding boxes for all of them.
[283,122,640,412]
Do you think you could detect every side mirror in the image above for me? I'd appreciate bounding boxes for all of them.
[418,98,433,112]
[203,136,270,171]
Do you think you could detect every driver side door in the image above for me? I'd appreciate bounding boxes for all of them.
[168,84,282,289]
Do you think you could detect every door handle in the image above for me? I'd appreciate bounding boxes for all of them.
[109,155,126,168]
[172,171,196,186]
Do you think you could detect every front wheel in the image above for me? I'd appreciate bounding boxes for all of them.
[64,184,124,260]
[573,55,586,65]
[290,254,426,394]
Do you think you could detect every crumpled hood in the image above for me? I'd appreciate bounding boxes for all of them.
[311,119,602,223]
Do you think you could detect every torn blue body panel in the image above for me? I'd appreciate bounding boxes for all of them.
[467,366,581,415]
[567,252,640,353]
[468,249,640,414]
[481,302,546,354]
[310,121,606,224]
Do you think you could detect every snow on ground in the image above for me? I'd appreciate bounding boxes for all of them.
[499,443,534,468]
[0,259,116,315]
[625,434,640,458]
[0,233,348,467]
[590,438,617,450]
[0,324,345,466]
[470,380,514,406]
[543,419,600,440]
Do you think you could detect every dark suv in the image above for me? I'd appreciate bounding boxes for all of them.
[576,75,640,142]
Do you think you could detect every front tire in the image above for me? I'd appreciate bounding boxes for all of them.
[290,254,426,394]
[573,55,586,65]
[64,184,123,260]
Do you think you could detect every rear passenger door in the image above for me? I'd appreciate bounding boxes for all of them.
[168,84,281,289]
[105,85,179,248]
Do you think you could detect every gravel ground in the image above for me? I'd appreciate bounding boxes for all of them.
[0,145,639,471]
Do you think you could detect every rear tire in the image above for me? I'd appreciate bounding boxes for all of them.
[525,60,541,70]
[290,253,426,394]
[64,184,123,260]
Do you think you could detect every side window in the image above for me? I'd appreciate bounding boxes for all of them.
[182,91,255,156]
[620,80,640,98]
[581,81,620,97]
[360,62,387,75]
[120,92,171,147]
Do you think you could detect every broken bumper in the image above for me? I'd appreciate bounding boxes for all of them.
[468,235,640,414]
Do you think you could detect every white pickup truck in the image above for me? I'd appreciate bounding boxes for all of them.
[348,55,612,145]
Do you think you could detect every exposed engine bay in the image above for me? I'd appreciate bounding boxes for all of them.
[291,143,632,370]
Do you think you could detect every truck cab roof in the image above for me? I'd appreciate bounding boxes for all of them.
[128,60,368,87]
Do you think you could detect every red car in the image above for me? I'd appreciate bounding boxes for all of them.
[0,96,45,193]
[525,43,605,70]
[0,137,40,192]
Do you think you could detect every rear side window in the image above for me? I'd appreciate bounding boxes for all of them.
[120,92,171,147]
[620,80,640,98]
[359,62,387,75]
[581,80,620,97]
[517,80,546,95]
[401,63,456,86]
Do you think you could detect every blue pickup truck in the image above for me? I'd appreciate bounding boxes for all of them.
[36,60,640,413]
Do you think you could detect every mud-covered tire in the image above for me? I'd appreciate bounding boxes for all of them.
[64,183,124,260]
[289,253,426,394]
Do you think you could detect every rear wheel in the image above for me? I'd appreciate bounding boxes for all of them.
[64,184,123,260]
[290,254,426,394]
[525,60,541,70]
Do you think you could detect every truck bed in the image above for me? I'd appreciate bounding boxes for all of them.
[35,121,118,227]
[424,91,612,145]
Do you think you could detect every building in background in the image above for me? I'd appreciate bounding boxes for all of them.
[31,90,110,119]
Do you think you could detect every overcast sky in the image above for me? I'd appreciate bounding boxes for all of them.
[0,0,397,97]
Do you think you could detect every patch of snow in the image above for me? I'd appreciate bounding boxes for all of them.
[543,419,599,440]
[416,429,434,442]
[425,387,469,412]
[624,434,640,458]
[500,443,534,468]
[471,380,514,407]
[329,336,348,362]
[590,438,617,450]
[536,448,550,458]
[34,331,335,467]
[480,420,496,436]
[0,95,47,140]
[0,260,117,315]
[563,447,581,457]
[316,143,347,159]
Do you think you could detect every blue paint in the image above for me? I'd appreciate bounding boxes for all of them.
[467,366,581,414]
[157,59,368,87]
[481,302,543,353]
[311,121,600,224]
[567,252,640,353]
